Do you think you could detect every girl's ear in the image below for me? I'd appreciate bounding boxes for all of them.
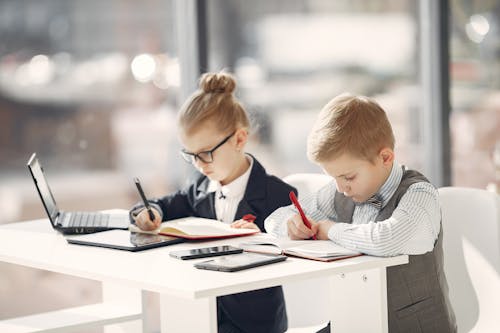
[234,128,248,151]
[379,147,394,165]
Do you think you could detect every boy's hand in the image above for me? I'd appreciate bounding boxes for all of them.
[313,220,335,240]
[287,214,317,240]
[134,208,162,231]
[230,219,260,230]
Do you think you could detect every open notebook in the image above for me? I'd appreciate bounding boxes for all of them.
[129,217,259,240]
[238,234,362,262]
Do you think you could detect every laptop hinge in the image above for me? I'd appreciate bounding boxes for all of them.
[55,211,65,227]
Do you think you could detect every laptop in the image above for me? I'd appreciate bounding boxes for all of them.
[27,153,130,234]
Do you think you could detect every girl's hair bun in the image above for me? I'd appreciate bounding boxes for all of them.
[199,72,236,94]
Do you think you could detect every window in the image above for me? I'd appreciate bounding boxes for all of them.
[0,0,181,226]
[0,1,178,325]
[206,0,424,178]
[449,0,500,190]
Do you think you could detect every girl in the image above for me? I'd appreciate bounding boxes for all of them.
[131,72,296,333]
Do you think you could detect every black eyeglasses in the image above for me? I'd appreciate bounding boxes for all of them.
[181,131,236,164]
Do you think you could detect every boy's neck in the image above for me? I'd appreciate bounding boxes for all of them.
[376,161,394,193]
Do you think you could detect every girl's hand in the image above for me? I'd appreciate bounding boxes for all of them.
[230,219,260,230]
[134,208,162,231]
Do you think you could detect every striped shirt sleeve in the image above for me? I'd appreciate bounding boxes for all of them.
[264,181,338,237]
[265,179,441,257]
[328,182,441,256]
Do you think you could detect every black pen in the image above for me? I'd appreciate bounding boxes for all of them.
[134,177,156,221]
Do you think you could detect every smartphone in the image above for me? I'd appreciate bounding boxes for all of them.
[169,245,243,260]
[194,252,287,272]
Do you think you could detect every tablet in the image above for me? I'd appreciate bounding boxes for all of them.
[66,229,184,251]
[194,252,287,272]
[170,245,243,260]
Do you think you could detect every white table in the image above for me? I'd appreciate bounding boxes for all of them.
[0,219,408,333]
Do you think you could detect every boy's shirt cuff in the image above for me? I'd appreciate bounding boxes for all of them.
[327,222,355,248]
[265,211,295,238]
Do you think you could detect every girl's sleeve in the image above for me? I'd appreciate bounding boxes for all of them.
[129,182,198,222]
[151,188,197,220]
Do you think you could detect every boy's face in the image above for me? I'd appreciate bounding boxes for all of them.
[179,122,247,185]
[320,150,394,203]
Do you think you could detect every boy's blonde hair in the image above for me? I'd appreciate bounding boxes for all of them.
[178,72,250,134]
[307,94,395,163]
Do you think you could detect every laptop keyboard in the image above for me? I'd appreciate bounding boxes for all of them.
[66,212,110,228]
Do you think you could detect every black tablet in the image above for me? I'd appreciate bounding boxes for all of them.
[66,229,184,251]
[194,252,287,272]
[170,245,243,260]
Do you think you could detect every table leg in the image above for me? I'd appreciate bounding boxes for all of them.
[329,267,388,333]
[159,293,217,332]
[102,282,147,333]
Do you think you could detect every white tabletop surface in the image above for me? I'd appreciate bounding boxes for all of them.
[0,219,408,299]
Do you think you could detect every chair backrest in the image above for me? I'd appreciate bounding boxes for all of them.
[283,173,332,199]
[282,173,332,328]
[438,187,500,333]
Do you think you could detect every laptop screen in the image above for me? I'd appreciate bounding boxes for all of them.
[27,154,59,225]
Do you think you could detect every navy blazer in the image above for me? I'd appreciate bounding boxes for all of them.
[131,157,296,333]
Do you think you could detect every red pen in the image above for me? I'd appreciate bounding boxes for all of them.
[289,191,317,240]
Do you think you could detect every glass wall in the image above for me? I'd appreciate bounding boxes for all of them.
[0,0,178,325]
[0,0,180,226]
[449,0,500,191]
[206,0,424,178]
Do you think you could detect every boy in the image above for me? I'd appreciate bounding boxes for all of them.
[265,94,456,332]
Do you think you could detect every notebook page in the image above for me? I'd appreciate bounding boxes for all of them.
[285,241,359,257]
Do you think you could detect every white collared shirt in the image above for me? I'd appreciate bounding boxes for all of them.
[207,155,253,224]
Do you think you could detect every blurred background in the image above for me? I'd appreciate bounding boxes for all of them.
[0,0,498,331]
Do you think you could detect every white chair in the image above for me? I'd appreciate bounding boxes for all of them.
[438,187,500,333]
[283,173,333,199]
[282,173,332,333]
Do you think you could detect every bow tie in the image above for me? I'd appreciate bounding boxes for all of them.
[365,194,383,210]
[218,191,226,200]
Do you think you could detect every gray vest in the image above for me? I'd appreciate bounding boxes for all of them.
[334,168,456,333]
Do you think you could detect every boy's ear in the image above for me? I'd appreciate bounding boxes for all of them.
[379,147,394,165]
[235,128,248,150]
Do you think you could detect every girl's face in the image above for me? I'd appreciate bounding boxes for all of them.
[179,122,248,185]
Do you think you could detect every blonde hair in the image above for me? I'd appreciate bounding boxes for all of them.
[178,72,250,134]
[307,93,395,163]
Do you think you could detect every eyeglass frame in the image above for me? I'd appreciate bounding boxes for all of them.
[180,131,236,164]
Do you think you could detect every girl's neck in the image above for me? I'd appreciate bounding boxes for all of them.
[220,154,250,186]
